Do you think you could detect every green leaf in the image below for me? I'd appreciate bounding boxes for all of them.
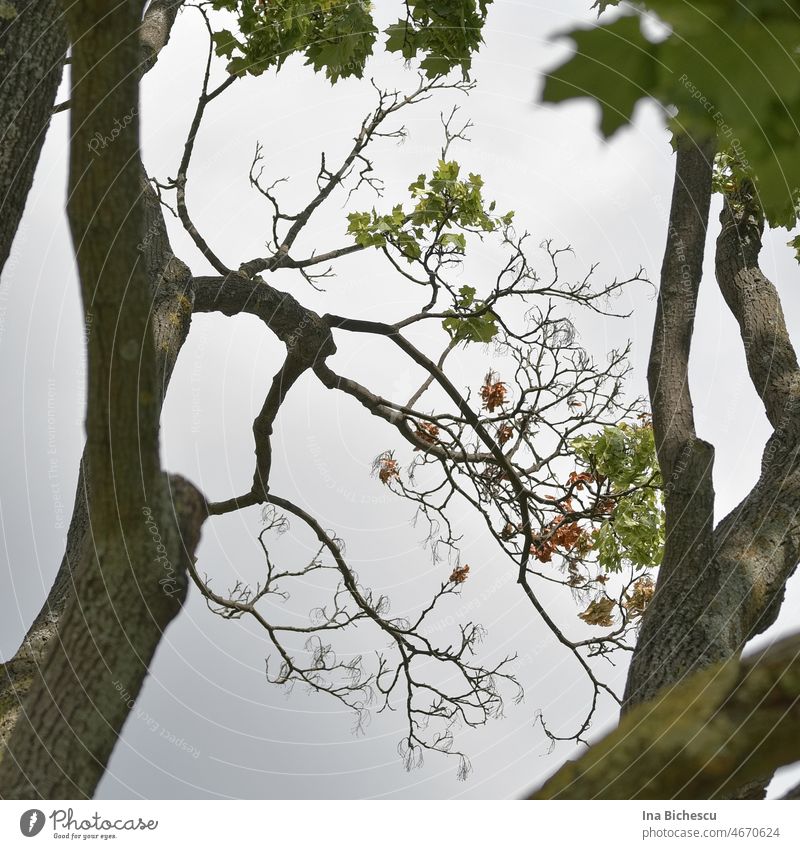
[543,2,800,228]
[348,162,511,263]
[385,20,416,59]
[212,29,238,59]
[442,312,499,344]
[439,232,467,250]
[571,421,664,572]
[457,285,476,307]
[213,1,493,85]
[226,56,252,76]
[442,286,500,344]
[383,0,495,79]
[420,54,456,78]
[543,15,658,138]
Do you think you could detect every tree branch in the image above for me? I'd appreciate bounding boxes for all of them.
[709,182,800,641]
[531,631,800,800]
[138,0,184,75]
[0,0,68,274]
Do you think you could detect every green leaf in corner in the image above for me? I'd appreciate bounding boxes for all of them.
[542,14,659,138]
[790,234,800,263]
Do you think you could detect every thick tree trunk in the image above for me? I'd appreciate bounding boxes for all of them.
[0,238,192,751]
[0,0,203,798]
[0,0,67,275]
[624,145,800,799]
[0,0,191,781]
[623,136,722,710]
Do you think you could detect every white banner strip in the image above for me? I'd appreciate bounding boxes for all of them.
[0,800,797,847]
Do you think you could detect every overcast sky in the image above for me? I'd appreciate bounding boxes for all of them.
[2,0,799,799]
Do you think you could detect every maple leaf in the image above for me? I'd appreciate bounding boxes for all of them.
[567,470,594,490]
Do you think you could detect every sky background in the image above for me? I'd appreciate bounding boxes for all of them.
[1,0,800,799]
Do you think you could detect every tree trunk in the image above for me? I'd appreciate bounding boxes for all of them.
[624,143,800,799]
[0,0,67,275]
[623,136,722,710]
[0,0,203,799]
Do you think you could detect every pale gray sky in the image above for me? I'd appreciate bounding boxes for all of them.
[1,0,799,799]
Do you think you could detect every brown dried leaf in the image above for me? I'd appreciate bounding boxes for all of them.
[414,421,440,445]
[498,423,514,445]
[378,457,400,485]
[623,577,655,618]
[578,596,615,628]
[450,564,470,584]
[480,371,507,413]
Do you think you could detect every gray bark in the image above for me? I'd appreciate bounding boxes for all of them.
[0,0,67,275]
[139,0,183,75]
[0,0,190,761]
[624,137,722,709]
[624,147,800,799]
[0,0,202,798]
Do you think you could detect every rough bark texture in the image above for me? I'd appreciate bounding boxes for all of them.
[624,146,800,798]
[138,0,183,75]
[531,632,800,799]
[0,1,190,759]
[0,0,334,788]
[0,164,192,747]
[0,0,67,274]
[0,0,202,798]
[710,183,800,644]
[624,137,722,710]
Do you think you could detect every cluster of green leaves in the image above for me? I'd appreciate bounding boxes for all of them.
[386,0,493,78]
[543,1,800,231]
[347,160,513,253]
[441,284,499,343]
[347,160,512,343]
[572,421,664,573]
[211,0,376,81]
[211,0,493,83]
